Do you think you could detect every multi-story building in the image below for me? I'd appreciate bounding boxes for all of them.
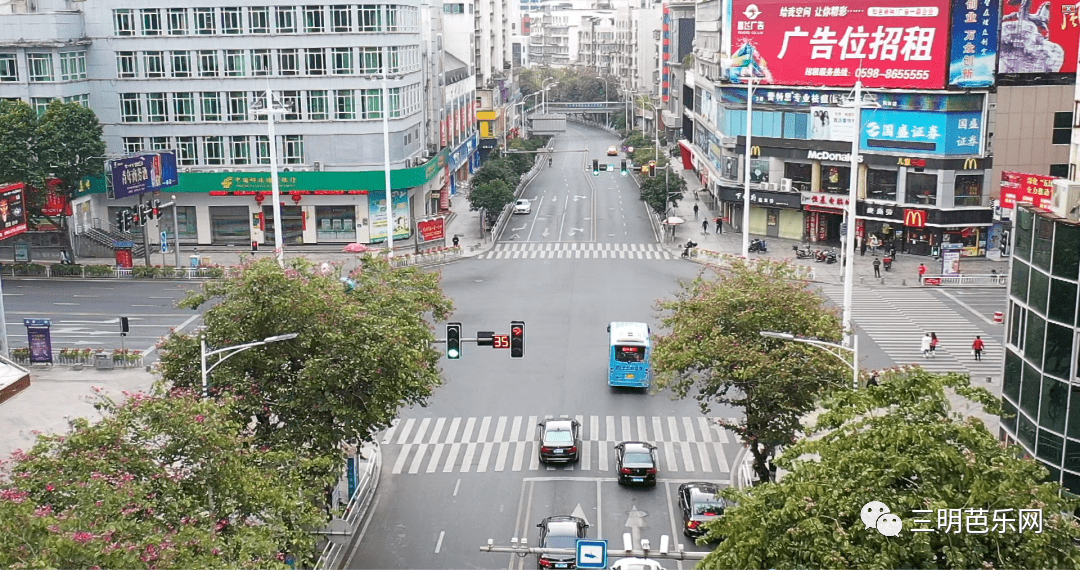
[0,0,473,252]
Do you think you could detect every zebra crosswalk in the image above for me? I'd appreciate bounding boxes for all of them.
[478,242,674,260]
[379,415,743,476]
[816,285,1003,380]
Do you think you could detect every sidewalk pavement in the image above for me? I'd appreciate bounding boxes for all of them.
[662,164,1009,287]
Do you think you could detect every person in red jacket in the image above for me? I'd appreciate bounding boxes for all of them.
[918,263,927,284]
[972,335,985,361]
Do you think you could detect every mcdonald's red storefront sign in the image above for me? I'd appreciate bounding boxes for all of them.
[904,209,927,228]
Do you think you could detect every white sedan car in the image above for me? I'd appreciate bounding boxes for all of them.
[611,558,667,570]
[513,199,531,214]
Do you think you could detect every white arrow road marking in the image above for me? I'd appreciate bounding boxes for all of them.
[511,225,527,232]
[509,233,521,239]
[542,228,549,238]
[573,195,588,201]
[625,506,647,550]
[572,503,591,527]
[567,228,584,236]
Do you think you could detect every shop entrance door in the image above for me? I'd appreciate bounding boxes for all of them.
[766,209,780,237]
[262,206,304,245]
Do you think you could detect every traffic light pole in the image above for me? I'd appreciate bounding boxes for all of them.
[171,199,181,268]
[139,195,151,267]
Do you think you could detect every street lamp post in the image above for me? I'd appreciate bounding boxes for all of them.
[760,331,859,389]
[638,98,660,164]
[541,78,557,115]
[742,77,754,259]
[380,70,395,258]
[201,333,299,398]
[596,76,609,126]
[251,89,289,268]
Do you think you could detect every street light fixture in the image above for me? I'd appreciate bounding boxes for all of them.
[759,330,858,389]
[541,78,558,115]
[637,97,661,164]
[200,332,299,398]
[251,89,290,268]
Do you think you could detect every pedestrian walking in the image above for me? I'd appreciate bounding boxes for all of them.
[715,217,722,234]
[972,335,985,361]
[918,263,927,284]
[869,235,881,254]
[859,235,867,256]
[920,333,932,358]
[872,256,881,278]
[867,372,880,387]
[702,219,709,234]
[693,204,699,219]
[929,332,939,358]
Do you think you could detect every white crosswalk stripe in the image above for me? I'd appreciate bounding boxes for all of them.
[478,242,674,260]
[815,285,1004,380]
[382,415,741,475]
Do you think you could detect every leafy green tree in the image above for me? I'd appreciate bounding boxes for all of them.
[469,179,516,226]
[652,259,849,483]
[639,171,687,216]
[0,101,38,186]
[702,368,1080,569]
[156,257,453,459]
[0,389,331,569]
[471,157,518,190]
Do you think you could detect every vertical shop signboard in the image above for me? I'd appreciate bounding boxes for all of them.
[23,319,52,364]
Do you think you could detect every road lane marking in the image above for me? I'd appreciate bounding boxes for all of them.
[493,416,507,442]
[683,417,697,443]
[494,442,510,472]
[426,443,445,473]
[443,417,461,444]
[663,441,678,472]
[667,417,679,442]
[408,443,428,474]
[453,478,461,497]
[435,530,445,554]
[697,417,712,442]
[395,418,416,444]
[460,442,477,472]
[713,443,730,473]
[598,442,608,472]
[513,441,526,472]
[461,417,476,443]
[477,416,492,443]
[443,443,461,473]
[427,417,446,444]
[581,440,591,471]
[606,416,615,441]
[637,416,648,442]
[509,416,522,443]
[392,443,412,474]
[411,418,431,444]
[381,419,400,444]
[621,416,631,441]
[696,442,711,473]
[476,442,494,472]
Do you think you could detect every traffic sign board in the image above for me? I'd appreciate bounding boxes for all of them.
[161,231,169,253]
[576,539,607,569]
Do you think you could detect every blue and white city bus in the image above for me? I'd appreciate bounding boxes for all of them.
[607,321,651,388]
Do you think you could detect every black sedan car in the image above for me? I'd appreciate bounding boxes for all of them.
[677,482,733,538]
[536,515,589,569]
[537,418,581,464]
[614,441,658,486]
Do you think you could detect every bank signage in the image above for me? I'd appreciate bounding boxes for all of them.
[859,109,984,156]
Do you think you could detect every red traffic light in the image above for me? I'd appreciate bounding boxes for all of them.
[512,326,522,336]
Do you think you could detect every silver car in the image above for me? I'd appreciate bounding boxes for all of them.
[513,199,531,214]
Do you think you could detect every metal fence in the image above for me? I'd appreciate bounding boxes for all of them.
[0,264,226,279]
[387,247,463,268]
[314,442,382,570]
[690,248,817,281]
[924,274,1008,287]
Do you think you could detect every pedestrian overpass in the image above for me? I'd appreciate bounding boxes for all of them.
[526,101,629,135]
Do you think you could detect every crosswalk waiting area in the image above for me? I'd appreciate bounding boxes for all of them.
[479,243,674,260]
[380,415,742,476]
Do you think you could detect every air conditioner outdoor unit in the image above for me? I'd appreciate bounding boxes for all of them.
[1050,179,1080,220]
[313,161,323,171]
[721,137,736,148]
[780,178,792,192]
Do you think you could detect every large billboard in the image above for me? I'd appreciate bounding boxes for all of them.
[1000,171,1056,209]
[948,0,999,87]
[109,151,178,199]
[0,183,27,241]
[999,0,1079,74]
[726,0,952,89]
[859,109,984,155]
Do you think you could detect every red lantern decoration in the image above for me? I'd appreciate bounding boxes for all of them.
[255,193,265,204]
[291,193,302,203]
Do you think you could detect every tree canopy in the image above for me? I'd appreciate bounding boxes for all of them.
[0,389,330,569]
[702,368,1080,569]
[639,170,687,216]
[156,256,453,459]
[652,260,849,482]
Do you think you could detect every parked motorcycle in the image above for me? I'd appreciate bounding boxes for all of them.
[749,238,768,253]
[681,240,698,258]
[882,256,893,271]
[792,244,814,259]
[815,249,828,262]
[825,250,838,264]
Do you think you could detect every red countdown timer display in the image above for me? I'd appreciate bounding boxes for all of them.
[493,334,510,348]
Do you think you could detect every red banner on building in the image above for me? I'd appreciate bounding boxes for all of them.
[1000,171,1056,210]
[1000,0,1080,75]
[0,183,28,240]
[440,114,447,147]
[417,216,446,242]
[728,0,951,89]
[42,180,71,216]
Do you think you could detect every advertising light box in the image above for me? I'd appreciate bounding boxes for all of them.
[999,0,1079,74]
[726,0,951,89]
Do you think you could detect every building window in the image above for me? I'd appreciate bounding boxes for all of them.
[123,137,144,153]
[160,205,198,241]
[866,168,898,201]
[27,53,54,82]
[225,50,247,76]
[198,50,219,77]
[386,5,400,31]
[194,8,216,34]
[252,135,269,164]
[331,5,353,31]
[230,135,250,164]
[0,54,16,81]
[359,5,381,31]
[171,51,191,78]
[361,88,382,119]
[146,93,168,122]
[282,135,304,164]
[281,91,300,120]
[387,47,402,73]
[227,91,248,121]
[60,51,87,80]
[359,47,381,74]
[149,136,170,150]
[278,49,299,75]
[176,136,198,165]
[275,6,297,33]
[335,90,356,119]
[1049,163,1071,178]
[819,164,849,194]
[144,51,165,78]
[906,172,938,205]
[249,7,270,33]
[200,92,222,121]
[304,6,325,32]
[114,9,136,36]
[204,136,225,165]
[1053,112,1072,145]
[117,52,138,78]
[305,48,326,75]
[954,174,983,207]
[173,92,195,122]
[31,98,53,116]
[63,94,88,107]
[316,206,356,241]
[141,9,162,35]
[332,47,354,74]
[251,49,272,76]
[167,8,188,35]
[120,93,142,122]
[221,7,242,34]
[308,90,329,120]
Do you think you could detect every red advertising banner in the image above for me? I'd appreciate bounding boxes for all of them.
[999,0,1079,74]
[728,0,951,89]
[1000,171,1056,210]
[440,114,447,147]
[42,180,71,217]
[0,183,28,241]
[417,216,446,242]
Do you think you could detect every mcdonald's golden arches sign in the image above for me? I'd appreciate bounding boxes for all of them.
[903,209,927,228]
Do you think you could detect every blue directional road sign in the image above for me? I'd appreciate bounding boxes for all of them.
[576,539,607,569]
[160,231,169,253]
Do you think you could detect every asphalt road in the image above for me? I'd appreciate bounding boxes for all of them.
[2,278,202,359]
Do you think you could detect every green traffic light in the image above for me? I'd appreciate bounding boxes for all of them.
[447,348,460,358]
